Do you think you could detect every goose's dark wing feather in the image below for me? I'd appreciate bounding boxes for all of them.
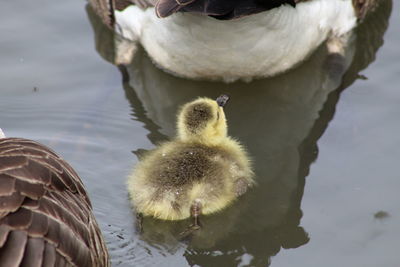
[89,0,297,20]
[0,138,109,267]
[156,0,296,19]
[89,0,382,27]
[89,0,115,27]
[115,0,157,10]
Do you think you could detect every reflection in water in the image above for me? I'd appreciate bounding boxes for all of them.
[87,1,391,266]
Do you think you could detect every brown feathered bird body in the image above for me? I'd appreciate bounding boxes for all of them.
[0,138,109,267]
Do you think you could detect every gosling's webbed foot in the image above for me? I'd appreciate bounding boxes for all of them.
[179,201,202,239]
[179,222,201,240]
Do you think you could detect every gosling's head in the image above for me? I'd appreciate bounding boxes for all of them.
[177,95,230,144]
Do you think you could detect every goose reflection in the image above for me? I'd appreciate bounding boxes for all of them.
[87,1,391,265]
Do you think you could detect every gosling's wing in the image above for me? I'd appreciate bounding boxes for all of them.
[0,138,109,267]
[156,0,297,19]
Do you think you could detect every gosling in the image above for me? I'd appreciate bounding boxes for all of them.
[127,95,254,230]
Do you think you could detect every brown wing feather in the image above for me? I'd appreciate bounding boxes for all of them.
[156,0,180,17]
[131,0,157,9]
[0,138,109,267]
[20,238,45,267]
[88,0,115,28]
[352,0,381,20]
[0,230,27,267]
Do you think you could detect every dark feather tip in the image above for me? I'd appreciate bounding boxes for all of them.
[288,0,296,7]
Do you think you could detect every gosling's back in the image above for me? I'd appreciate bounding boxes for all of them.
[128,139,252,220]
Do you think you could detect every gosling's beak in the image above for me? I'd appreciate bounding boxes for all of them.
[216,94,230,107]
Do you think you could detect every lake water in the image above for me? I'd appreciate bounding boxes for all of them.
[0,1,399,266]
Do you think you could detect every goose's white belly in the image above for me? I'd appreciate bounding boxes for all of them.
[115,0,356,81]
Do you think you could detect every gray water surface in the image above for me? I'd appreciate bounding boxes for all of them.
[0,1,399,266]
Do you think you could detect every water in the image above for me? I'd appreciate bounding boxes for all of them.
[0,1,398,266]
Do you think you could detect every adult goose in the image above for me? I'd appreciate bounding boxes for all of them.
[89,0,379,82]
[0,130,110,267]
